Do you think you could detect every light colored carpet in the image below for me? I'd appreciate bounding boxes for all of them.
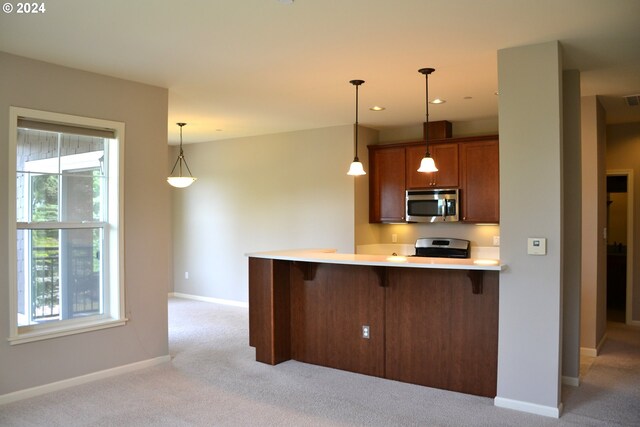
[1,297,638,426]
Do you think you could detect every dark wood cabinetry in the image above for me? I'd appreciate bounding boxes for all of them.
[249,257,499,398]
[406,143,459,189]
[369,146,406,222]
[460,139,499,223]
[290,263,385,377]
[385,267,498,397]
[369,135,499,223]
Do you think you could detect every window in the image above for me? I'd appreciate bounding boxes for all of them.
[8,107,125,344]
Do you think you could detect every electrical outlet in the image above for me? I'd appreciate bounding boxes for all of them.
[362,325,370,339]
[392,233,398,243]
[493,236,500,246]
[185,272,189,279]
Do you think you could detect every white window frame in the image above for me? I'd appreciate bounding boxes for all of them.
[8,107,126,345]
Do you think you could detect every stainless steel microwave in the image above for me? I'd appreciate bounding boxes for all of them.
[406,189,459,222]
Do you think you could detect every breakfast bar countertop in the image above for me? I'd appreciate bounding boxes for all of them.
[246,248,504,271]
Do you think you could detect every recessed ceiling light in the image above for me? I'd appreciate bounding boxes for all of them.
[216,129,223,132]
[370,106,386,111]
[430,98,446,104]
[463,96,473,100]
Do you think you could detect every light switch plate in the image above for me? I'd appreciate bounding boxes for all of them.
[527,238,547,255]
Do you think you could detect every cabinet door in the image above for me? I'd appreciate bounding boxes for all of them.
[406,143,459,189]
[369,146,406,223]
[459,139,499,222]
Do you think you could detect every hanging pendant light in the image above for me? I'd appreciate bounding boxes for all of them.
[167,122,197,188]
[417,68,438,173]
[347,79,366,176]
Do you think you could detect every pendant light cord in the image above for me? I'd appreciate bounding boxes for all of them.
[170,122,194,177]
[419,68,435,157]
[354,82,359,160]
[349,79,364,161]
[424,71,430,157]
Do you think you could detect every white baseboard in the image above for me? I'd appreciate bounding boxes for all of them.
[169,292,248,308]
[0,355,171,406]
[494,396,563,418]
[562,376,579,387]
[581,332,608,357]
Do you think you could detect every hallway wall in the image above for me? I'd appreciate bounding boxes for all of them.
[606,122,640,324]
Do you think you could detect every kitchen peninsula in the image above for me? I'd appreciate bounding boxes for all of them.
[248,249,503,398]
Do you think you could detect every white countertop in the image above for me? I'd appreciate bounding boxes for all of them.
[246,249,504,271]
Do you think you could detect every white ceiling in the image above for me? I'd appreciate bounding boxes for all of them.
[1,0,639,144]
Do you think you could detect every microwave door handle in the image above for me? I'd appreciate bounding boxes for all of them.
[441,200,446,218]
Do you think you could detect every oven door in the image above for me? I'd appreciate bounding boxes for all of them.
[406,189,459,222]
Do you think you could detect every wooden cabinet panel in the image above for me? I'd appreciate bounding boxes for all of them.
[290,263,385,377]
[406,143,459,189]
[248,258,500,398]
[460,139,499,223]
[369,146,406,222]
[385,268,499,397]
[248,258,291,365]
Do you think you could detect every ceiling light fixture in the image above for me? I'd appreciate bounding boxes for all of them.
[167,122,197,188]
[370,105,386,111]
[430,98,446,104]
[347,79,366,176]
[417,68,438,173]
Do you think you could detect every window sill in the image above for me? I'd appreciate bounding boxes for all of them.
[8,317,128,345]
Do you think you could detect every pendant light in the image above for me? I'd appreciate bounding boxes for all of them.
[167,122,197,188]
[417,68,438,173]
[347,79,366,176]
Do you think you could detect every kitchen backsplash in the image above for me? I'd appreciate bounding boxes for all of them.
[356,244,500,260]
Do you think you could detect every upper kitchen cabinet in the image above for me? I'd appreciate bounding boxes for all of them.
[459,138,499,223]
[406,142,459,189]
[368,134,499,224]
[369,146,406,223]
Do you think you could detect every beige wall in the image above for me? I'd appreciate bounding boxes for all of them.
[562,69,582,382]
[378,117,499,143]
[171,125,355,302]
[0,52,170,396]
[606,122,640,322]
[581,96,608,352]
[496,41,564,415]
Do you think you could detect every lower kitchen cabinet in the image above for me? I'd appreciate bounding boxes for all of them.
[249,257,499,398]
[385,267,498,397]
[290,263,385,377]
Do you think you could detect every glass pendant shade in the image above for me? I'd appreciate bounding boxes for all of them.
[168,122,197,188]
[347,159,366,176]
[167,176,197,188]
[417,155,438,173]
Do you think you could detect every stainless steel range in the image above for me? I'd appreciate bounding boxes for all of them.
[413,238,471,259]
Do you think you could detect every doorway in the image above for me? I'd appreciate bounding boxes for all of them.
[606,171,634,325]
